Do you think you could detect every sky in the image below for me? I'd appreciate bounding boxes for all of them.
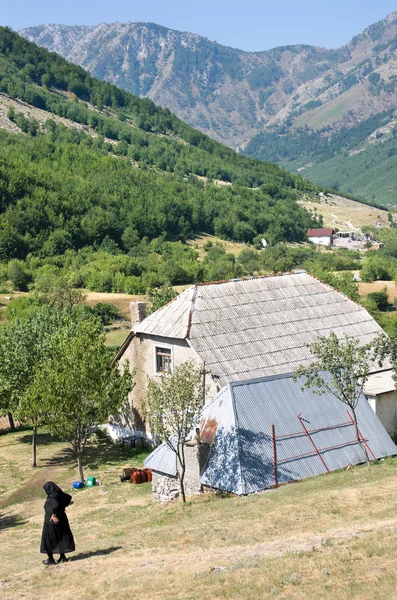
[3,0,397,52]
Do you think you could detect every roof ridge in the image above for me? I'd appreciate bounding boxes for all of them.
[185,284,198,338]
[195,271,306,288]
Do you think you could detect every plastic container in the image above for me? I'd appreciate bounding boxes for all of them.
[140,469,148,483]
[131,470,142,484]
[72,481,84,489]
[145,468,152,482]
[86,476,96,487]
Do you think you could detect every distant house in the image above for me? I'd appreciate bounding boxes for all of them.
[307,228,334,246]
[116,272,397,434]
[145,372,397,500]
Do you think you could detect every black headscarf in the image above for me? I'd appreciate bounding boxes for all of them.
[43,482,72,513]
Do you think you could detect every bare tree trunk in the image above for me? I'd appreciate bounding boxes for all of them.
[8,413,15,430]
[351,406,370,466]
[32,426,37,468]
[77,451,84,483]
[178,443,186,503]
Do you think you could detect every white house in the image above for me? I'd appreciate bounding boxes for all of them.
[307,228,334,246]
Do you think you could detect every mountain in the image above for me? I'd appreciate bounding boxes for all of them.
[0,27,322,294]
[20,13,397,205]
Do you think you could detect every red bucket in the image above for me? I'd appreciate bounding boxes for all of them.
[131,470,142,484]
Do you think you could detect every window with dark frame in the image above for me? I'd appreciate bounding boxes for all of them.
[156,347,172,373]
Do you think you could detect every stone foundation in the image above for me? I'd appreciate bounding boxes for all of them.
[152,443,211,502]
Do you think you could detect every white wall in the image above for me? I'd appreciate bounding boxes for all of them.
[308,236,332,246]
[368,391,397,438]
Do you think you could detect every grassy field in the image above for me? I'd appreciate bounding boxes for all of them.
[186,233,246,260]
[104,328,131,347]
[1,429,397,599]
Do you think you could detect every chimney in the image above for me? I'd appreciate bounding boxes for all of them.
[130,301,146,327]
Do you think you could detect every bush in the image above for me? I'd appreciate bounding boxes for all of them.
[367,289,389,311]
[90,302,120,325]
[7,259,30,291]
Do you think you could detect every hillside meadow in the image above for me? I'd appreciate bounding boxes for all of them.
[1,428,397,599]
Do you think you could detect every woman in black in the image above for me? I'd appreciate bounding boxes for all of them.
[40,482,75,565]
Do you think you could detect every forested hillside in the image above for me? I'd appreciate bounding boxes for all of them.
[21,12,397,206]
[0,28,321,294]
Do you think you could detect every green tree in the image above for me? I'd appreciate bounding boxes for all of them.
[144,361,206,502]
[28,319,133,481]
[33,269,86,308]
[293,333,373,465]
[8,259,30,291]
[146,283,177,315]
[0,306,102,465]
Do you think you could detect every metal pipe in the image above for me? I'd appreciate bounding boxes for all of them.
[297,412,330,473]
[271,424,278,487]
[274,421,352,440]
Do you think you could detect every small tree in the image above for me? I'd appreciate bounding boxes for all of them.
[28,319,133,482]
[0,306,102,466]
[0,307,62,464]
[144,361,206,502]
[293,333,373,465]
[373,332,397,382]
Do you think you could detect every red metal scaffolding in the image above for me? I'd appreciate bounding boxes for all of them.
[270,411,376,487]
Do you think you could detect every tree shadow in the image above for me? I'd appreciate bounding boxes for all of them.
[82,438,146,472]
[0,512,26,531]
[18,432,61,446]
[43,446,76,467]
[70,546,123,561]
[202,426,294,494]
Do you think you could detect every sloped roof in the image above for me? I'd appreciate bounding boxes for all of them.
[307,228,334,237]
[199,374,397,494]
[364,370,396,396]
[144,438,177,476]
[135,273,384,387]
[145,374,397,495]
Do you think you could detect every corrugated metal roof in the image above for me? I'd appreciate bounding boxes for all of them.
[144,439,177,476]
[200,373,397,495]
[132,273,384,385]
[143,372,397,494]
[135,286,196,339]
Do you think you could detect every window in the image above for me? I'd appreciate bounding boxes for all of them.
[156,347,172,373]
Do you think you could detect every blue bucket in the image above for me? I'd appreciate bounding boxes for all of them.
[72,481,84,489]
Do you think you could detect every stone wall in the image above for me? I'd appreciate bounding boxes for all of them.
[152,443,211,502]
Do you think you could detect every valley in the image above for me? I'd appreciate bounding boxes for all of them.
[20,12,397,206]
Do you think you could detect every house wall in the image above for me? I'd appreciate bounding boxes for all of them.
[120,333,218,431]
[367,391,397,438]
[308,235,332,246]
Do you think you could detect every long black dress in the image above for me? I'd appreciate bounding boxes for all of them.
[40,482,75,556]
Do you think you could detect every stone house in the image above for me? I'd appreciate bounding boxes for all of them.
[116,271,397,434]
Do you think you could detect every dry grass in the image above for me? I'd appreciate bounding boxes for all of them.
[358,280,397,301]
[83,292,145,321]
[1,430,397,599]
[299,194,389,231]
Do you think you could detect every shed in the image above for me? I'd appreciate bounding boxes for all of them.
[145,373,397,498]
[364,370,397,437]
[307,228,334,246]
